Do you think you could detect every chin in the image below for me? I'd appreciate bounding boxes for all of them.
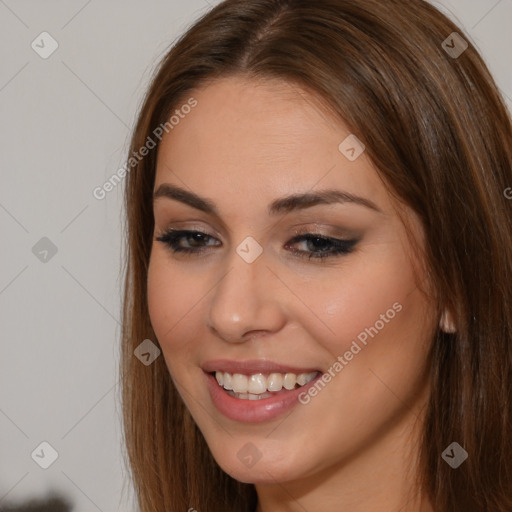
[204,436,312,484]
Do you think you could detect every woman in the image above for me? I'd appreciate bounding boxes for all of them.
[120,0,512,510]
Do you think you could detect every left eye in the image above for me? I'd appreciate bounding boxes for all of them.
[285,233,358,260]
[155,229,358,261]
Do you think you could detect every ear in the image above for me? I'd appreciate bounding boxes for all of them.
[439,308,457,333]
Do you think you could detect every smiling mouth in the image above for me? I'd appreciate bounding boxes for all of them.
[210,370,320,400]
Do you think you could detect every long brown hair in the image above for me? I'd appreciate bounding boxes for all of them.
[120,1,512,510]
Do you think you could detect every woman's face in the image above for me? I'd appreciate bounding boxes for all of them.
[147,76,436,484]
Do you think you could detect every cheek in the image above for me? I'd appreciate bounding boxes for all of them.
[147,254,202,363]
[303,244,434,442]
[299,241,426,361]
[147,257,174,338]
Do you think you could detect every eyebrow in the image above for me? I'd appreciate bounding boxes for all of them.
[153,183,383,216]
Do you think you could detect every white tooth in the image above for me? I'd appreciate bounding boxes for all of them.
[222,371,315,393]
[248,373,267,394]
[223,372,233,390]
[296,373,308,386]
[267,373,283,391]
[237,393,249,399]
[296,372,318,386]
[283,373,297,390]
[248,393,259,400]
[231,373,248,393]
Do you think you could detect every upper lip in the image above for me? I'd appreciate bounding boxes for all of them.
[202,359,321,375]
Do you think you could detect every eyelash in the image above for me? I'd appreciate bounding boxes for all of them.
[155,229,358,261]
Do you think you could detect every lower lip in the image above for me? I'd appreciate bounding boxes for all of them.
[205,372,321,423]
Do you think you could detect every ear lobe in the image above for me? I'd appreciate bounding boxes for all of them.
[439,308,457,333]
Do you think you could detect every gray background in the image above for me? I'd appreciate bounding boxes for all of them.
[0,1,510,511]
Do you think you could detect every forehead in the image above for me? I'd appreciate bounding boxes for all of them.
[154,76,389,214]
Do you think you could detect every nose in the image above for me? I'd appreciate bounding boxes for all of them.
[206,247,286,343]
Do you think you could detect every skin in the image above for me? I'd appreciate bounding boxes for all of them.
[147,76,438,512]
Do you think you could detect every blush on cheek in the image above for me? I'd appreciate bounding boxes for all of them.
[321,279,416,371]
[148,278,206,364]
[324,284,404,339]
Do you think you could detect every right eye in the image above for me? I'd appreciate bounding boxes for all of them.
[155,229,219,255]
